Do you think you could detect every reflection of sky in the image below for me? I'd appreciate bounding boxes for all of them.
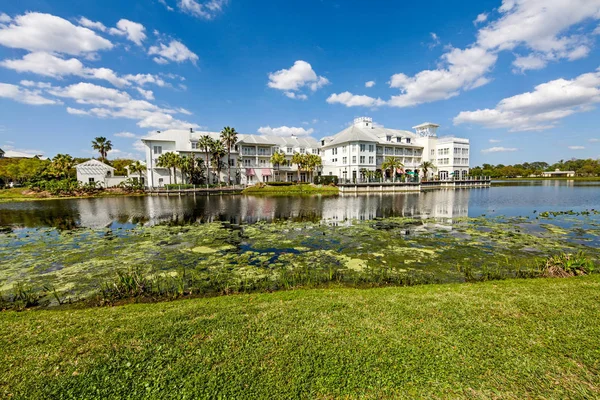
[1,183,599,229]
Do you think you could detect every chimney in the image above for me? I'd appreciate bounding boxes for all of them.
[190,128,194,133]
[156,130,161,133]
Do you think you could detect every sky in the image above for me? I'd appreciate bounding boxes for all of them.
[0,0,600,166]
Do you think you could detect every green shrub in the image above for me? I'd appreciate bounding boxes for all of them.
[266,181,294,186]
[164,184,196,190]
[314,175,338,185]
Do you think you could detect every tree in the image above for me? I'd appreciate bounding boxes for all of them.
[198,135,213,184]
[210,140,226,184]
[270,151,286,181]
[157,152,181,184]
[291,152,305,182]
[420,161,436,181]
[306,154,322,182]
[128,160,145,184]
[50,154,75,179]
[220,126,238,186]
[381,157,403,182]
[91,137,113,162]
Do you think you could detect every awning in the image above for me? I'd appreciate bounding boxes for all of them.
[261,168,272,176]
[246,168,255,176]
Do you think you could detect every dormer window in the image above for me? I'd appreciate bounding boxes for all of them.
[396,137,402,143]
[386,136,391,142]
[406,138,411,144]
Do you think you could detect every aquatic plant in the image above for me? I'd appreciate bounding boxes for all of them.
[542,251,595,278]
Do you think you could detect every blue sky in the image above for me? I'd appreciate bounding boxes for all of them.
[0,0,599,165]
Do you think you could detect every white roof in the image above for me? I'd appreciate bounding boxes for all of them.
[75,159,115,174]
[413,122,440,129]
[324,124,420,148]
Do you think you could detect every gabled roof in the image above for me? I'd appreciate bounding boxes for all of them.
[325,125,380,147]
[75,159,115,174]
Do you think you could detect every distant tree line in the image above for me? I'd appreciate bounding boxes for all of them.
[469,159,600,178]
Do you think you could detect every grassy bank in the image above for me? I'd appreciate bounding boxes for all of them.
[0,188,145,203]
[1,276,599,398]
[242,183,339,195]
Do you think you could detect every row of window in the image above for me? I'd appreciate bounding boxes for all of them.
[385,136,412,144]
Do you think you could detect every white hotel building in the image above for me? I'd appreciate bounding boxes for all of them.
[141,117,470,187]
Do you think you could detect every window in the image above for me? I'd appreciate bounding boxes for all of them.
[299,148,306,154]
[352,156,356,163]
[343,157,347,164]
[396,137,402,143]
[342,146,347,153]
[431,149,435,156]
[191,141,199,149]
[312,149,319,154]
[352,144,357,151]
[244,159,252,167]
[287,147,293,153]
[332,148,338,155]
[88,177,95,183]
[369,156,374,163]
[406,138,411,144]
[386,136,392,142]
[359,144,365,152]
[395,148,402,155]
[360,156,365,163]
[273,146,280,153]
[368,145,374,152]
[153,146,162,155]
[229,159,235,167]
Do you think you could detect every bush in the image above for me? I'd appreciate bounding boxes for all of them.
[164,184,196,190]
[266,181,294,186]
[314,175,338,185]
[119,178,144,191]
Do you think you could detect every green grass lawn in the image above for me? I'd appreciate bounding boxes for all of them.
[2,276,599,399]
[242,183,339,195]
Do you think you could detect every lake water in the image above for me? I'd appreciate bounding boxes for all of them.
[1,180,599,229]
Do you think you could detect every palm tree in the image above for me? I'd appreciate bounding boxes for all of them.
[210,140,226,184]
[291,152,305,182]
[157,152,181,184]
[198,135,213,184]
[420,161,436,182]
[270,151,286,181]
[220,126,238,186]
[51,154,74,179]
[381,156,403,182]
[128,160,145,184]
[306,154,322,182]
[91,137,113,162]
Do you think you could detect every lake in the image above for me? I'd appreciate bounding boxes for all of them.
[0,180,599,229]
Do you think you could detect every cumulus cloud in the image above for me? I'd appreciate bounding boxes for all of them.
[474,13,488,25]
[454,69,600,131]
[568,145,585,150]
[148,40,198,64]
[109,19,146,46]
[178,0,228,19]
[326,92,386,108]
[284,92,308,100]
[365,80,376,88]
[78,17,107,32]
[0,82,60,105]
[257,126,314,137]
[136,87,154,100]
[512,54,547,73]
[481,147,518,153]
[0,12,113,55]
[267,60,329,99]
[0,13,12,23]
[114,131,139,138]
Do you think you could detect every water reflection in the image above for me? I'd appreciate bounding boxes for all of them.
[1,182,599,229]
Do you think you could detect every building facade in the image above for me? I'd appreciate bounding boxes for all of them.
[75,159,128,187]
[141,117,470,187]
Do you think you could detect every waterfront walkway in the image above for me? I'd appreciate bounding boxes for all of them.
[337,178,491,193]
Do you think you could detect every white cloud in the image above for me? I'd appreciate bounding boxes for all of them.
[326,91,386,108]
[474,13,488,25]
[66,107,89,115]
[388,46,496,108]
[148,40,198,64]
[78,17,107,32]
[589,138,600,142]
[0,13,11,23]
[568,145,585,150]
[0,12,113,55]
[284,91,308,100]
[109,19,146,46]
[489,139,501,143]
[0,82,60,105]
[178,0,227,19]
[365,80,376,88]
[267,60,329,99]
[114,131,138,138]
[454,69,600,131]
[123,73,166,87]
[136,87,154,100]
[429,32,440,48]
[512,54,547,73]
[159,0,175,11]
[481,147,518,153]
[257,126,314,137]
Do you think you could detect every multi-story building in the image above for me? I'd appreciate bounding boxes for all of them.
[141,117,470,187]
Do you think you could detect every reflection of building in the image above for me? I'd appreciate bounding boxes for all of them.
[140,117,471,188]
